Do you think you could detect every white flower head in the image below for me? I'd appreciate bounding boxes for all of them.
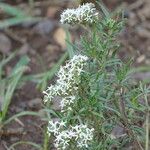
[47,121,94,149]
[48,120,66,136]
[71,124,94,148]
[43,54,88,110]
[55,130,71,150]
[60,95,76,110]
[60,8,78,25]
[77,3,99,24]
[60,3,99,25]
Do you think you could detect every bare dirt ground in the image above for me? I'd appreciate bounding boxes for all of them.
[0,0,150,149]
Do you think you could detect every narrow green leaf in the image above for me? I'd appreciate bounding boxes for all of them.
[98,1,110,18]
[11,55,30,75]
[8,141,42,150]
[1,56,29,121]
[65,29,74,58]
[0,17,41,29]
[0,2,27,17]
[4,111,40,125]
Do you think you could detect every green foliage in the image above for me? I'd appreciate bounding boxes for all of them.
[0,3,27,17]
[0,54,42,137]
[44,4,150,150]
[0,55,29,122]
[0,2,41,29]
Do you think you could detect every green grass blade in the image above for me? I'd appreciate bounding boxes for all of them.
[43,128,50,150]
[11,55,30,75]
[1,56,30,122]
[65,29,74,58]
[0,52,16,79]
[98,1,110,18]
[3,111,40,125]
[0,52,16,68]
[0,17,41,29]
[8,141,42,150]
[0,2,27,17]
[1,71,24,121]
[129,66,150,74]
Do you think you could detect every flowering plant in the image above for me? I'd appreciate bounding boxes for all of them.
[44,3,150,150]
[60,3,99,25]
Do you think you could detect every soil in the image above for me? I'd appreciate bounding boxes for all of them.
[0,0,150,149]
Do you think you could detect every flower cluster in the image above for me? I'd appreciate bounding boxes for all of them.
[71,124,94,148]
[43,55,88,111]
[60,3,99,25]
[48,120,94,149]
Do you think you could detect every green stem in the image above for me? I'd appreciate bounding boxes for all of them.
[43,128,50,150]
[144,93,149,150]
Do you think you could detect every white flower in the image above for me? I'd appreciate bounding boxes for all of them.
[60,3,99,25]
[47,120,66,136]
[55,130,71,150]
[43,55,88,110]
[48,120,94,149]
[60,96,76,110]
[71,124,94,148]
[60,8,78,25]
[77,3,99,24]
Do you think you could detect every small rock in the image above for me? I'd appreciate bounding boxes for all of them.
[34,19,56,35]
[28,98,42,109]
[0,33,11,54]
[111,125,126,139]
[53,27,66,49]
[137,55,145,63]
